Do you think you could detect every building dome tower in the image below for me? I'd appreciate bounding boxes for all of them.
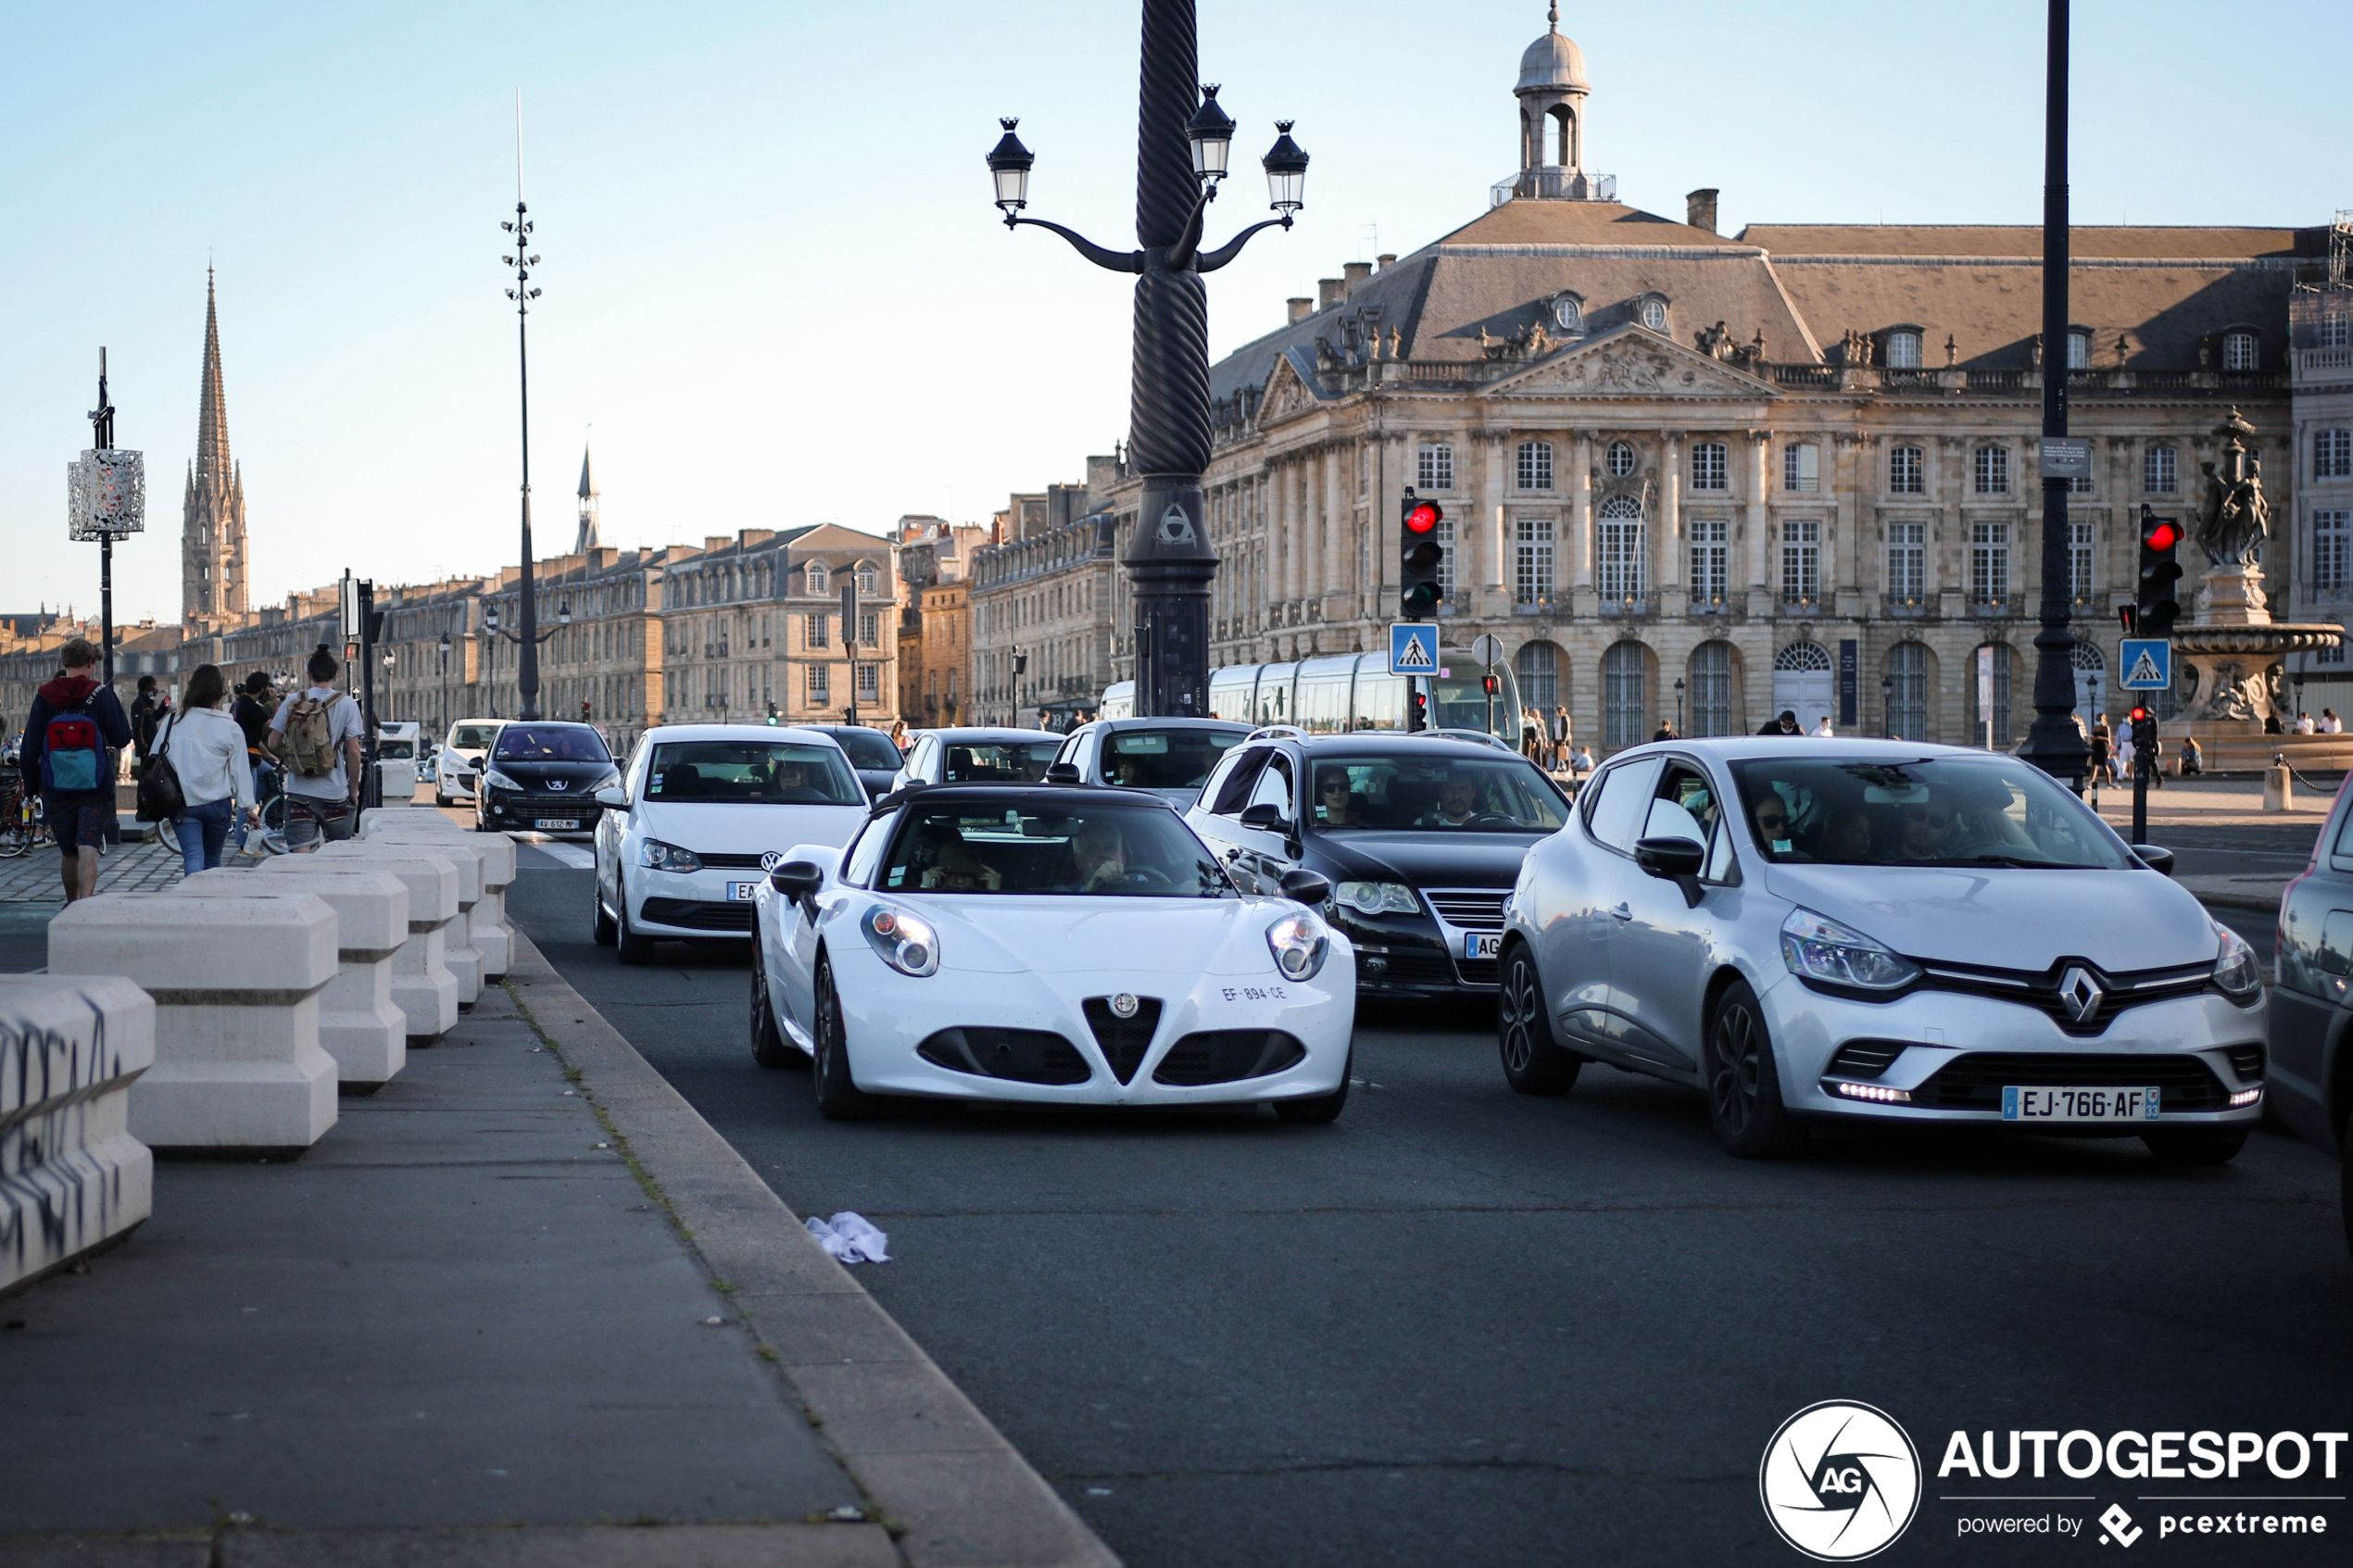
[1510,5,1609,202]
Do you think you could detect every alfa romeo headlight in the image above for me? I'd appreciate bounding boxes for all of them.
[636,837,702,872]
[1780,907,1919,992]
[2212,921,2261,999]
[1266,911,1330,982]
[864,906,940,977]
[1332,881,1419,917]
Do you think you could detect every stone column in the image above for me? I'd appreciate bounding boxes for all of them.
[1570,431,1596,588]
[1660,431,1685,601]
[1484,433,1510,596]
[1322,443,1344,618]
[177,869,410,1091]
[0,975,153,1290]
[1745,432,1772,606]
[261,851,460,1041]
[1831,433,1862,604]
[50,895,340,1156]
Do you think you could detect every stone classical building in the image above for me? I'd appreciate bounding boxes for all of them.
[1062,15,2335,755]
[896,517,989,728]
[970,459,1126,727]
[2287,240,2353,713]
[654,525,900,730]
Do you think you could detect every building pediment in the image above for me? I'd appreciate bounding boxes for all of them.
[1480,326,1781,401]
[1257,349,1336,428]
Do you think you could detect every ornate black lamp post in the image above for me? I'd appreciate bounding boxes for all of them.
[2015,0,2091,788]
[500,111,547,721]
[987,0,1307,719]
[484,596,570,721]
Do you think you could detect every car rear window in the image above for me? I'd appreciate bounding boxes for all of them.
[827,728,903,770]
[942,740,1062,783]
[448,724,499,750]
[1101,727,1247,790]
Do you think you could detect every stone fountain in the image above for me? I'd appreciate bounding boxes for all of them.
[2165,410,2347,769]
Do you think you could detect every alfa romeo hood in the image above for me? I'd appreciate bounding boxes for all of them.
[1761,861,2219,972]
[905,895,1302,977]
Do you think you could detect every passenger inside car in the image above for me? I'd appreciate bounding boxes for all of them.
[916,825,1004,892]
[1315,771,1367,827]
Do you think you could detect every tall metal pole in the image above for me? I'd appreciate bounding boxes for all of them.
[505,96,544,721]
[2018,0,2089,788]
[1124,0,1216,719]
[93,352,117,694]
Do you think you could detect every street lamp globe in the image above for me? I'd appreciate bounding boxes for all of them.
[1186,84,1235,182]
[987,119,1034,215]
[1262,121,1308,214]
[559,599,573,627]
[439,632,452,655]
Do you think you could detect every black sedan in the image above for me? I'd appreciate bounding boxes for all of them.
[805,724,906,801]
[1184,731,1570,999]
[473,721,620,836]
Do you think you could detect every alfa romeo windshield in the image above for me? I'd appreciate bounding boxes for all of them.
[879,803,1232,897]
[1729,756,2133,869]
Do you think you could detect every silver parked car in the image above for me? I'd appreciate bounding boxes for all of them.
[1498,739,2266,1160]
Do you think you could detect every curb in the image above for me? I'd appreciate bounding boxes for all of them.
[500,932,1119,1568]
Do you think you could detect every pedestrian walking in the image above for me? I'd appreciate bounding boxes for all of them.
[1550,705,1571,771]
[1811,714,1836,736]
[129,674,169,769]
[19,637,133,902]
[2089,720,2112,782]
[268,648,366,852]
[231,672,278,855]
[888,718,911,754]
[156,664,257,876]
[1520,706,1542,761]
[1757,709,1800,736]
[1652,720,1678,742]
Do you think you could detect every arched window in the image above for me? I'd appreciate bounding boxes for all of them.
[1771,641,1834,733]
[806,560,829,596]
[1606,441,1638,478]
[2067,330,2092,370]
[1887,643,1930,740]
[1516,441,1554,491]
[1550,295,1584,335]
[2222,331,2259,371]
[858,561,880,596]
[1595,495,1645,602]
[1603,642,1647,749]
[1886,331,1923,369]
[1689,640,1735,736]
[1516,640,1561,709]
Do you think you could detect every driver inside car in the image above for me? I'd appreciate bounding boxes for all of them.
[1063,820,1131,892]
[1422,771,1482,828]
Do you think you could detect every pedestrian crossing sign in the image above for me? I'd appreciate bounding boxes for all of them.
[1390,623,1438,674]
[2120,638,2171,690]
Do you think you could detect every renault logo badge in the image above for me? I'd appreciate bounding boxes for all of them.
[2057,965,2103,1024]
[1110,993,1139,1019]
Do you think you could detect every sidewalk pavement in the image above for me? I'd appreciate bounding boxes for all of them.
[0,931,1115,1568]
[0,830,184,902]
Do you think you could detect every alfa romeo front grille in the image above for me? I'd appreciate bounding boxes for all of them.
[1081,997,1164,1085]
[1151,1030,1305,1085]
[918,1027,1090,1085]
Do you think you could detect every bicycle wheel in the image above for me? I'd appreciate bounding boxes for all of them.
[258,794,290,855]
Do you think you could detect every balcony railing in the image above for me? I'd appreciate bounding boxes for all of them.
[1882,596,1931,618]
[2296,346,2353,384]
[1490,167,1617,206]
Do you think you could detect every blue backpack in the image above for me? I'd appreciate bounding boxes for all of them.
[41,699,105,794]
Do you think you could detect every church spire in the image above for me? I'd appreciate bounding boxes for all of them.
[183,268,249,625]
[195,266,231,484]
[574,441,600,553]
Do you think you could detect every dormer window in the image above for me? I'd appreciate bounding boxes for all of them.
[2222,330,2259,370]
[1638,296,1669,334]
[1885,330,1923,369]
[1549,293,1584,334]
[805,561,829,596]
[2067,329,2092,370]
[857,561,880,596]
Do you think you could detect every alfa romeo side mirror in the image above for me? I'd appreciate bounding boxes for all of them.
[770,860,824,900]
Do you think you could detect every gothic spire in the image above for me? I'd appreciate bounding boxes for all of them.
[195,266,231,483]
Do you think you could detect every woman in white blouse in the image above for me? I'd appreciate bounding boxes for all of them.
[155,663,258,874]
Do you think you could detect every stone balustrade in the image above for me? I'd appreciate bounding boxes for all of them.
[258,851,460,1042]
[49,895,339,1156]
[175,869,409,1092]
[0,976,154,1291]
[319,841,484,1007]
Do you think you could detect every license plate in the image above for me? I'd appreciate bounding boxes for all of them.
[2002,1085,2159,1122]
[535,819,579,831]
[1464,931,1502,960]
[726,882,760,902]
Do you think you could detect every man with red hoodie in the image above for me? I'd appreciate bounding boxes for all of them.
[19,637,133,901]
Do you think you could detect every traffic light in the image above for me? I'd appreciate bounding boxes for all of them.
[1481,672,1500,698]
[764,702,779,726]
[580,701,592,722]
[2129,704,2155,764]
[1409,689,1428,728]
[2135,506,2184,640]
[1401,489,1444,621]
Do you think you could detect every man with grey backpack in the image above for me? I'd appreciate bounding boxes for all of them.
[267,647,365,852]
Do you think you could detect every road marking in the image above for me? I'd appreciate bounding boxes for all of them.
[532,843,597,870]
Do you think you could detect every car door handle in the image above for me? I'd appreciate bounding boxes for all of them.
[1609,902,1632,922]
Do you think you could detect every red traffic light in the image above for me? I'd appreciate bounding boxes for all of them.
[2142,519,2183,553]
[1404,498,1443,534]
[2129,706,2150,723]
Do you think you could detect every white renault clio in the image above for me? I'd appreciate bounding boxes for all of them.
[1499,740,2266,1161]
[593,724,869,963]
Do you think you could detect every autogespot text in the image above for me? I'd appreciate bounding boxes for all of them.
[1938,1429,2349,1481]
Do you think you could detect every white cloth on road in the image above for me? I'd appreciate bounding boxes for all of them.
[805,1210,890,1263]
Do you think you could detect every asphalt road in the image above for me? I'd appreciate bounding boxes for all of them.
[507,861,2349,1568]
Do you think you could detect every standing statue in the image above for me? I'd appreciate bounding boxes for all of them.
[1694,320,1733,359]
[2195,408,2271,567]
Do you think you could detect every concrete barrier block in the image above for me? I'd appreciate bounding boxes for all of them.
[257,852,460,1042]
[359,807,463,836]
[318,842,484,1005]
[0,976,155,1292]
[366,823,514,976]
[175,870,409,1092]
[49,896,339,1156]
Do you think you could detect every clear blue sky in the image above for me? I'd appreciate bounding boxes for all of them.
[4,0,2344,624]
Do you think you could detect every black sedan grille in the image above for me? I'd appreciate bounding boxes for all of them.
[1910,958,2215,1036]
[1453,957,1500,986]
[1426,891,1508,930]
[1082,997,1164,1085]
[918,1027,1090,1085]
[1912,1052,2232,1112]
[1151,1030,1306,1086]
[491,794,600,819]
[637,897,751,933]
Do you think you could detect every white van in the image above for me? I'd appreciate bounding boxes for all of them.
[375,721,424,800]
[433,718,504,805]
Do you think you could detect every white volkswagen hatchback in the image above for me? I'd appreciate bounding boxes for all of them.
[593,724,868,963]
[749,784,1356,1122]
[1499,740,2266,1160]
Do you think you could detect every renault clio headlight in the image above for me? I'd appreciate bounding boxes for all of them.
[1780,908,1919,992]
[1331,881,1420,917]
[2212,921,2261,999]
[1266,910,1330,982]
[864,906,940,977]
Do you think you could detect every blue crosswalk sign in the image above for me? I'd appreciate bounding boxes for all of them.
[1389,623,1438,674]
[2120,639,2171,690]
